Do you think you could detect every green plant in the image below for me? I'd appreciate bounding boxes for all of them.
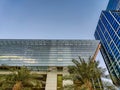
[0,66,45,90]
[57,74,63,90]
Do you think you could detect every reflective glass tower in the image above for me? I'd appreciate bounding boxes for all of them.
[94,0,120,86]
[106,0,120,10]
[0,39,99,71]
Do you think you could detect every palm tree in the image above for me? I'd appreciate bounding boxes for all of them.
[0,66,45,90]
[63,56,105,90]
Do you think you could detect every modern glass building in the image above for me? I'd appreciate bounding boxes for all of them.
[0,39,99,71]
[106,0,120,10]
[94,0,120,86]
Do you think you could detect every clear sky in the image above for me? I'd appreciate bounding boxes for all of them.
[0,0,109,70]
[0,0,108,39]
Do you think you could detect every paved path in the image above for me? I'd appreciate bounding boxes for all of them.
[45,72,57,90]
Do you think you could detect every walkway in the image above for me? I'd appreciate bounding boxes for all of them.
[45,72,57,90]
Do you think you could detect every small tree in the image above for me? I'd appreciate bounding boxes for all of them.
[63,56,105,90]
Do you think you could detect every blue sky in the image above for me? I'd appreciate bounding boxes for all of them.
[0,0,109,70]
[0,0,108,39]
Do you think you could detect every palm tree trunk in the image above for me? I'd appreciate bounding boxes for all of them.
[12,81,23,90]
[85,80,93,90]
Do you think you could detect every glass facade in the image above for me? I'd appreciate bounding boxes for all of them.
[94,11,120,86]
[0,39,99,71]
[106,0,120,10]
